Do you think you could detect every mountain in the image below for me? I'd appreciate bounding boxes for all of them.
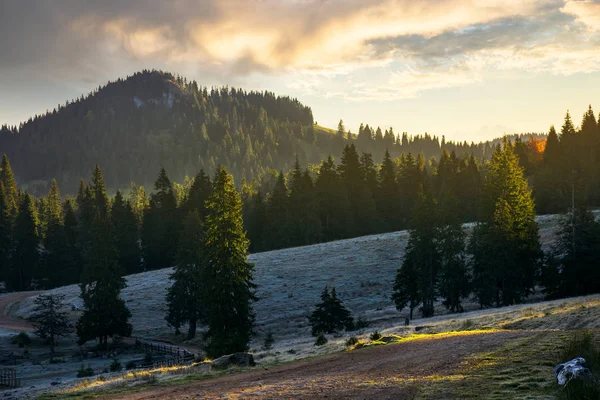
[0,70,536,195]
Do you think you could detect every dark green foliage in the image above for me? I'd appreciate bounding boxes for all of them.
[111,191,141,275]
[0,183,12,284]
[141,168,181,270]
[202,167,256,358]
[165,211,205,339]
[543,208,600,298]
[314,332,328,346]
[77,364,94,378]
[471,139,541,307]
[76,212,132,347]
[266,172,292,249]
[355,316,370,329]
[11,332,31,348]
[370,330,382,341]
[315,156,351,242]
[0,154,18,216]
[308,286,353,336]
[10,193,39,291]
[109,358,122,372]
[28,294,72,359]
[262,332,275,350]
[345,336,358,347]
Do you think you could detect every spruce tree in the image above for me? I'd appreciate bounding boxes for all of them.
[315,156,351,241]
[543,207,600,298]
[165,211,205,338]
[266,172,292,249]
[77,214,132,347]
[141,168,180,270]
[111,191,141,275]
[10,194,39,291]
[29,294,72,360]
[376,150,399,231]
[308,286,353,335]
[41,180,68,288]
[62,199,82,284]
[0,183,12,284]
[202,167,256,358]
[471,138,541,307]
[0,155,18,217]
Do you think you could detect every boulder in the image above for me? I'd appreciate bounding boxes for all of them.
[211,352,255,370]
[554,357,593,386]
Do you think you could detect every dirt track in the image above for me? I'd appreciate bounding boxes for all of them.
[111,331,533,399]
[0,291,42,332]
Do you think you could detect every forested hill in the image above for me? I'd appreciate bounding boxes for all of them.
[1,69,531,195]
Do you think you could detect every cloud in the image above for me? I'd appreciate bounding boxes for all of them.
[1,0,600,102]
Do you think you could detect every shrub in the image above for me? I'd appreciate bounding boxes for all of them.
[314,332,328,346]
[77,364,94,378]
[125,360,137,370]
[263,332,275,350]
[345,336,359,347]
[12,332,31,348]
[355,316,370,329]
[370,330,382,341]
[109,358,122,372]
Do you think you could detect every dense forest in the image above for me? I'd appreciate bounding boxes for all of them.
[1,70,533,196]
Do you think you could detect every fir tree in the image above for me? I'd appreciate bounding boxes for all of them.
[165,211,205,338]
[471,138,541,307]
[77,215,132,347]
[0,154,18,216]
[0,183,12,284]
[29,294,72,360]
[111,191,141,275]
[266,172,292,249]
[202,167,256,358]
[315,156,351,241]
[308,286,353,335]
[41,180,68,288]
[10,194,39,291]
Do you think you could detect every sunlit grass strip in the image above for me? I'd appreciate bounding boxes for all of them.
[358,374,468,388]
[347,329,500,351]
[63,362,204,394]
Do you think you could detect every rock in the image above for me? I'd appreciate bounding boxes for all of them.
[211,353,256,370]
[554,357,593,385]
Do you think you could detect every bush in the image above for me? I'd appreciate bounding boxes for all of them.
[12,332,31,348]
[370,330,382,341]
[557,331,600,400]
[125,360,137,370]
[355,316,370,329]
[314,332,328,346]
[109,358,122,372]
[77,364,94,378]
[345,336,358,347]
[263,332,275,350]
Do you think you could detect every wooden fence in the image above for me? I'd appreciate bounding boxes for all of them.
[134,339,194,359]
[0,368,19,388]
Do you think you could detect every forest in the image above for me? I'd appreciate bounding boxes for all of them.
[1,70,530,196]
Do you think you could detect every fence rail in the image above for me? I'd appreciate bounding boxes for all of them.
[0,368,19,388]
[134,339,194,359]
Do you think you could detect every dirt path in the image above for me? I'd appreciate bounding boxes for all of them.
[111,330,533,399]
[0,291,42,332]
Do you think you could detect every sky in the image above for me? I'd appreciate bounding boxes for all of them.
[1,0,600,142]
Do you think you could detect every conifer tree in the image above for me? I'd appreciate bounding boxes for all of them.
[111,191,141,275]
[470,138,541,307]
[315,156,351,241]
[266,172,292,249]
[308,286,353,335]
[29,294,72,360]
[184,170,212,218]
[202,167,256,358]
[41,180,68,288]
[75,180,94,259]
[246,190,267,252]
[77,214,132,347]
[0,183,12,284]
[141,168,180,270]
[0,154,18,216]
[376,150,399,230]
[62,199,81,284]
[10,194,39,291]
[165,211,205,338]
[543,207,600,298]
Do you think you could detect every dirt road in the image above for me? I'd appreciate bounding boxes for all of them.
[0,291,42,332]
[111,330,533,399]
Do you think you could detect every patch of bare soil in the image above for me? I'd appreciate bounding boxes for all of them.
[0,291,43,332]
[110,330,533,400]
